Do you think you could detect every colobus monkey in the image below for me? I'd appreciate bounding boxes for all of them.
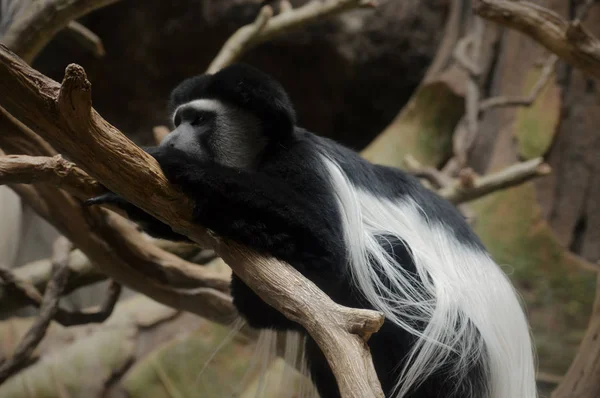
[86,64,537,398]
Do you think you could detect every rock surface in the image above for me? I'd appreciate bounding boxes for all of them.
[33,0,446,149]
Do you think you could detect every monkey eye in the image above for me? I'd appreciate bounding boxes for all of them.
[190,115,203,126]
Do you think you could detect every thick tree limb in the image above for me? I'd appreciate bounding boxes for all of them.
[474,0,600,79]
[438,157,551,204]
[2,0,122,63]
[0,108,237,329]
[0,153,232,293]
[206,0,376,73]
[0,44,384,398]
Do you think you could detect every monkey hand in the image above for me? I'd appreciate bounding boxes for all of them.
[84,191,154,224]
[85,190,189,242]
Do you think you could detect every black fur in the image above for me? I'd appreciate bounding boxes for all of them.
[168,64,296,139]
[86,64,486,398]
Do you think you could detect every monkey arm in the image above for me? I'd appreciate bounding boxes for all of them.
[147,145,343,272]
[85,190,191,242]
[145,145,347,331]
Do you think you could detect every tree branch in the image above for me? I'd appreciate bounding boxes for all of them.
[0,263,122,327]
[0,44,385,398]
[438,157,552,204]
[64,21,105,58]
[0,154,103,198]
[479,54,558,111]
[0,237,72,385]
[474,0,600,79]
[2,0,122,63]
[0,239,206,315]
[206,0,376,73]
[0,108,237,329]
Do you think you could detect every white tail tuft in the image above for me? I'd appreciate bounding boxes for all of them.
[321,156,537,398]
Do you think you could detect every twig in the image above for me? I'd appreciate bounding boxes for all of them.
[64,21,105,58]
[404,154,454,189]
[0,256,120,326]
[453,36,480,77]
[474,0,600,79]
[451,17,485,167]
[0,237,72,385]
[206,0,376,73]
[0,154,103,198]
[0,44,385,398]
[0,267,44,306]
[2,0,122,63]
[0,239,206,316]
[438,157,551,204]
[424,0,466,81]
[206,5,274,74]
[577,0,598,21]
[56,281,122,326]
[480,55,558,111]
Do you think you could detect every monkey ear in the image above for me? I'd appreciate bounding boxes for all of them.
[206,64,297,139]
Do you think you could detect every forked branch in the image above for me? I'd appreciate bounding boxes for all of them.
[2,0,122,62]
[439,158,552,204]
[0,43,385,398]
[207,0,376,73]
[474,0,600,79]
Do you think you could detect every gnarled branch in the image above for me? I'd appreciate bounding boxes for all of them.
[0,43,385,398]
[2,0,122,62]
[0,154,103,198]
[474,0,600,79]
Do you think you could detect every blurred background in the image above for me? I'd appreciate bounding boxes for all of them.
[0,0,599,397]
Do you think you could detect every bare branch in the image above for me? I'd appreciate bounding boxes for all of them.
[474,0,600,79]
[404,154,454,189]
[0,267,44,307]
[0,154,103,198]
[0,44,385,398]
[453,35,480,77]
[207,0,376,73]
[207,5,274,74]
[0,238,72,385]
[438,158,552,204]
[480,55,558,111]
[64,21,105,58]
[2,0,122,63]
[0,108,237,328]
[451,17,485,167]
[0,240,207,316]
